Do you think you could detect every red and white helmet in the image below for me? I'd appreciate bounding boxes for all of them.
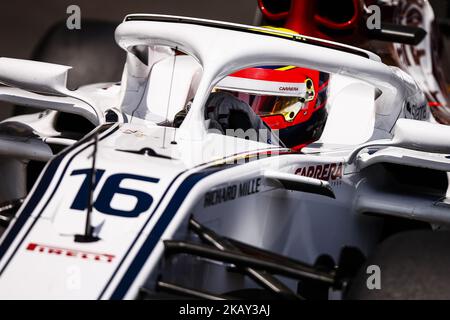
[216,65,329,150]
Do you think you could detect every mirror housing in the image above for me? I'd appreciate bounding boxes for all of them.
[366,23,427,46]
[391,119,450,154]
[0,57,105,124]
[0,58,71,95]
[348,119,450,164]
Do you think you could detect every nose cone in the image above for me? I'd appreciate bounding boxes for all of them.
[0,124,189,299]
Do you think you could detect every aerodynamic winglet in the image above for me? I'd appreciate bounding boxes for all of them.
[263,170,335,199]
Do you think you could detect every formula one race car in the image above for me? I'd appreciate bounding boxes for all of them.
[0,15,450,300]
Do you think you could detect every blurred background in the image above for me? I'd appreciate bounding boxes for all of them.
[0,0,259,119]
[0,0,259,60]
[0,0,448,120]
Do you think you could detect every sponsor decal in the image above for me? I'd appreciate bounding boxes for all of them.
[204,178,261,207]
[295,163,343,183]
[279,86,299,92]
[122,129,146,137]
[26,243,115,263]
[405,102,428,120]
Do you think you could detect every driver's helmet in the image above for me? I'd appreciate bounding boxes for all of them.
[215,65,329,150]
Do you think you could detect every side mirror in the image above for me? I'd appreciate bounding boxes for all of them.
[348,119,450,164]
[366,23,427,46]
[0,57,105,124]
[391,119,450,154]
[0,58,71,95]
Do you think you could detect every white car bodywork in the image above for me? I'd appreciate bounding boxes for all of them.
[0,15,448,300]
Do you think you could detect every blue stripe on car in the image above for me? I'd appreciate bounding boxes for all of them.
[97,169,187,299]
[108,167,225,299]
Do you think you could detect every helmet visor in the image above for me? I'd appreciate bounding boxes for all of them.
[224,87,314,123]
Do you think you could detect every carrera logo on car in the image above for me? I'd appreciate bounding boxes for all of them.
[26,243,115,263]
[295,163,343,182]
[279,86,299,92]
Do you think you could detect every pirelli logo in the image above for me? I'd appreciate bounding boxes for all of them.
[295,163,343,182]
[26,242,115,263]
